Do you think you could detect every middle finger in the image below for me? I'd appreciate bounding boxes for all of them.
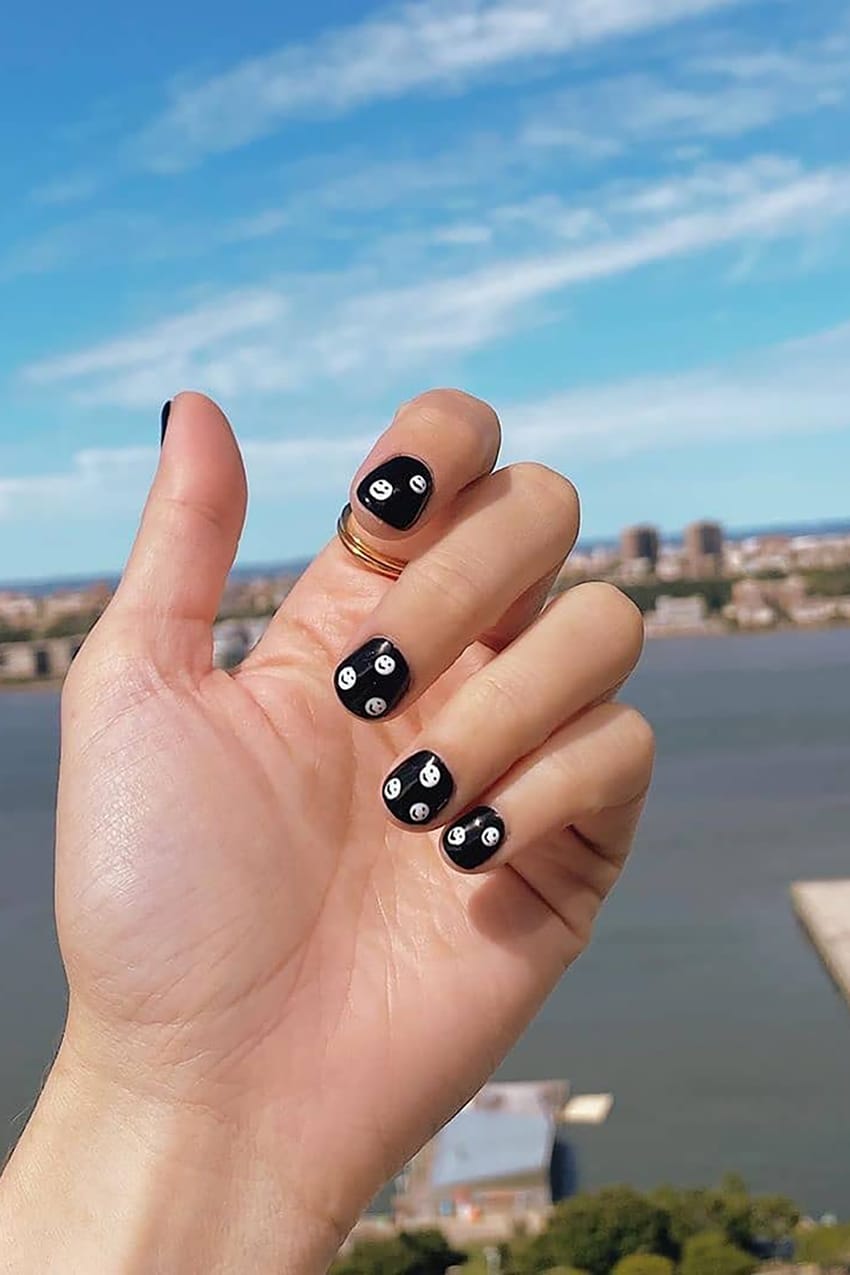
[333,463,579,722]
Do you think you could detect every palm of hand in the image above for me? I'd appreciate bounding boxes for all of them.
[56,554,578,1214]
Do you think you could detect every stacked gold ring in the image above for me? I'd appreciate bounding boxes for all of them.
[336,504,408,580]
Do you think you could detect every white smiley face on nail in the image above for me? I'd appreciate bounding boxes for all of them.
[384,777,402,801]
[419,760,442,788]
[409,473,428,495]
[481,825,502,849]
[365,696,388,717]
[369,478,394,502]
[409,802,431,822]
[337,666,357,691]
[446,826,467,847]
[374,654,396,676]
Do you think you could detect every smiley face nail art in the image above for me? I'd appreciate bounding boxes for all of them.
[356,456,434,530]
[441,807,506,871]
[334,638,411,721]
[382,750,455,826]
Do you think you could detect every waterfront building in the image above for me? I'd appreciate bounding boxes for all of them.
[685,520,724,577]
[212,617,271,668]
[645,594,710,635]
[620,524,660,569]
[0,636,83,682]
[393,1081,612,1235]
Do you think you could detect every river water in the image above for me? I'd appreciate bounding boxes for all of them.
[1,630,849,1211]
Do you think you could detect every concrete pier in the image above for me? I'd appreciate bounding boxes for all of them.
[791,880,850,1006]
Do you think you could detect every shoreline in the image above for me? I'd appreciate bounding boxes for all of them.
[1,622,848,693]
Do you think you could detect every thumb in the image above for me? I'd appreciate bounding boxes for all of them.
[104,392,247,676]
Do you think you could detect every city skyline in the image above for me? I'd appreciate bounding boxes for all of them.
[3,0,850,580]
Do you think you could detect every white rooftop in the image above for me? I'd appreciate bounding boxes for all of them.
[791,880,850,1005]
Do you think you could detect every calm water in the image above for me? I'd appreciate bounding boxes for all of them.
[1,630,849,1211]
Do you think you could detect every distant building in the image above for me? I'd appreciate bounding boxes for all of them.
[212,617,270,668]
[645,594,710,635]
[685,520,724,577]
[0,592,39,627]
[0,636,83,682]
[393,1081,611,1233]
[620,525,660,569]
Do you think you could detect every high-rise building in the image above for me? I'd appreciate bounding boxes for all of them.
[620,524,660,568]
[685,520,724,576]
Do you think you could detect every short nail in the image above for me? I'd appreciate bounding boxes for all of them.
[442,807,507,871]
[356,456,433,530]
[334,638,410,720]
[160,400,172,446]
[382,751,454,826]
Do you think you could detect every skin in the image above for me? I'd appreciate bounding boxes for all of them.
[0,390,653,1274]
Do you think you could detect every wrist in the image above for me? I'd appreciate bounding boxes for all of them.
[0,1037,344,1274]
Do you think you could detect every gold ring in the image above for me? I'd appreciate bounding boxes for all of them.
[336,504,407,580]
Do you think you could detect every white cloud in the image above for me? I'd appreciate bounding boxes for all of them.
[5,320,849,522]
[25,289,286,384]
[0,447,154,520]
[522,27,850,153]
[0,436,370,521]
[132,0,744,171]
[20,158,850,409]
[30,174,99,207]
[505,322,850,462]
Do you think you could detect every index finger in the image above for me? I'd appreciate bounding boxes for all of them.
[349,388,501,543]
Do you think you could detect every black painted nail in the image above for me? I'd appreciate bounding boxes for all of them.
[382,750,454,826]
[356,456,433,530]
[160,400,171,446]
[334,638,410,720]
[442,806,507,871]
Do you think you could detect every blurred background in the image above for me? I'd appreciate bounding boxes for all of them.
[1,0,849,1263]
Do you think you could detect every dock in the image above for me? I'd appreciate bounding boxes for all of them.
[791,879,850,1006]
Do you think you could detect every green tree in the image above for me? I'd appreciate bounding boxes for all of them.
[42,610,100,638]
[333,1229,466,1275]
[618,580,733,616]
[612,1255,674,1275]
[680,1232,756,1275]
[523,1188,673,1275]
[795,1224,850,1267]
[648,1181,798,1257]
[0,621,34,642]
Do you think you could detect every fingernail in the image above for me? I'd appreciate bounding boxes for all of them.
[382,751,454,826]
[356,456,433,530]
[334,638,410,720]
[160,400,172,446]
[442,807,506,871]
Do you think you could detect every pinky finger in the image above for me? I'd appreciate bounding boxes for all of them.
[440,702,655,874]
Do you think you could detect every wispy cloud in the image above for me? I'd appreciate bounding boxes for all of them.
[20,157,850,408]
[132,0,745,171]
[30,173,100,207]
[6,319,850,522]
[0,436,370,521]
[506,322,850,461]
[523,23,850,152]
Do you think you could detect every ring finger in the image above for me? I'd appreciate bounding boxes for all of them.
[379,583,644,827]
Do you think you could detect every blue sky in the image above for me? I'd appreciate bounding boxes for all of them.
[3,0,850,582]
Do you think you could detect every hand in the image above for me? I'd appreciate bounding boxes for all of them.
[1,390,653,1273]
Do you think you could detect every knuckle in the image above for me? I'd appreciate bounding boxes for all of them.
[465,667,535,722]
[513,463,580,544]
[413,547,480,615]
[619,706,657,775]
[572,581,645,661]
